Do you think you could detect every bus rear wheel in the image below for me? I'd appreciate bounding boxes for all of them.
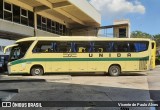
[30,66,44,76]
[108,65,121,76]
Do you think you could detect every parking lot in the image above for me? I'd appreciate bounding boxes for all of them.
[0,65,160,110]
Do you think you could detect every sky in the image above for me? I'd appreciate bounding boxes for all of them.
[89,0,160,35]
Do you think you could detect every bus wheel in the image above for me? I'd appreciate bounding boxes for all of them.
[30,66,44,76]
[108,65,121,76]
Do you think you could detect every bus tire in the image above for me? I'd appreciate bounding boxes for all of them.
[108,65,121,76]
[30,66,44,76]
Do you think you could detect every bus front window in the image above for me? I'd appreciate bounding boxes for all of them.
[9,41,33,62]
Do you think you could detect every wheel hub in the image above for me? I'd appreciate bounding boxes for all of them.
[35,69,40,75]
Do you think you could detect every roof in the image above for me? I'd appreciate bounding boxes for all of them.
[16,36,151,43]
[8,0,101,27]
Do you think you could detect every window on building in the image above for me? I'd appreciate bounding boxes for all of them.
[47,18,51,32]
[28,11,34,27]
[37,14,41,29]
[59,24,63,35]
[13,5,20,23]
[51,21,56,33]
[21,8,27,17]
[63,25,66,35]
[119,28,126,38]
[36,14,67,35]
[56,22,59,34]
[21,8,28,25]
[0,0,3,19]
[42,17,46,31]
[4,2,12,21]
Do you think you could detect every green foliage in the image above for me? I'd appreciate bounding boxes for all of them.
[131,31,160,47]
[131,31,152,38]
[153,34,160,48]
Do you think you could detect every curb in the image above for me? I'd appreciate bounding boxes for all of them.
[0,79,46,83]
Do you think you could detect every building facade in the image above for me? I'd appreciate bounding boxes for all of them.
[0,0,101,40]
[0,0,101,72]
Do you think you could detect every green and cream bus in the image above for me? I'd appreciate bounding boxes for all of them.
[4,36,156,76]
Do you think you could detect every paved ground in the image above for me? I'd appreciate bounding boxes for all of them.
[0,66,160,110]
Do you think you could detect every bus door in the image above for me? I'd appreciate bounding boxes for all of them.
[151,41,156,69]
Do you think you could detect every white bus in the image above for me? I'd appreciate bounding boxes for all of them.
[4,36,156,76]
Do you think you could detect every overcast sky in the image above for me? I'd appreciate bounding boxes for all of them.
[89,0,160,35]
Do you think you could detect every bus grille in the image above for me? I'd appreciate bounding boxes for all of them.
[139,60,147,70]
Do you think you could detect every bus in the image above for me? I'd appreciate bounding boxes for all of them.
[4,36,156,76]
[0,38,15,72]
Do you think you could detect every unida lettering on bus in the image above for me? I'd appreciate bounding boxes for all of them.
[89,53,132,58]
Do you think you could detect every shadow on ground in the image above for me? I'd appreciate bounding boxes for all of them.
[0,80,160,110]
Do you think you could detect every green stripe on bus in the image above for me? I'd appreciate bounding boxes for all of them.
[10,56,149,66]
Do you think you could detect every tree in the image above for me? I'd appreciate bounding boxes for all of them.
[153,34,160,48]
[131,31,160,47]
[131,31,152,38]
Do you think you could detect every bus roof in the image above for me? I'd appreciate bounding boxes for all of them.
[16,36,152,43]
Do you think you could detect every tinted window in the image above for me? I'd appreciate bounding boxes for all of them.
[4,2,11,11]
[33,41,71,53]
[13,5,20,23]
[37,14,41,29]
[9,41,33,61]
[21,9,27,17]
[4,2,12,21]
[42,17,46,31]
[51,21,56,33]
[28,11,34,27]
[134,41,149,52]
[21,9,28,25]
[73,42,90,53]
[0,0,3,19]
[94,42,106,52]
[113,42,129,52]
[47,19,51,32]
[33,41,52,53]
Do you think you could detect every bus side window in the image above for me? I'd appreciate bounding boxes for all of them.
[78,47,86,53]
[51,42,57,52]
[98,48,103,52]
[106,42,114,52]
[71,42,77,52]
[134,41,149,52]
[129,43,136,52]
[88,42,95,52]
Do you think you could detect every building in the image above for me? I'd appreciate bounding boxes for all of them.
[0,0,101,40]
[113,19,130,38]
[95,19,130,38]
[0,0,101,72]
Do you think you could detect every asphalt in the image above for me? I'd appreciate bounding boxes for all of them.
[0,66,159,110]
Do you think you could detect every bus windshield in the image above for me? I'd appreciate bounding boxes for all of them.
[9,41,33,62]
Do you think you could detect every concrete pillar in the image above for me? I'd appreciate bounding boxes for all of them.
[34,9,37,36]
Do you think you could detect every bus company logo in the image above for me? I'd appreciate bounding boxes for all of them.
[63,53,77,57]
[2,102,11,107]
